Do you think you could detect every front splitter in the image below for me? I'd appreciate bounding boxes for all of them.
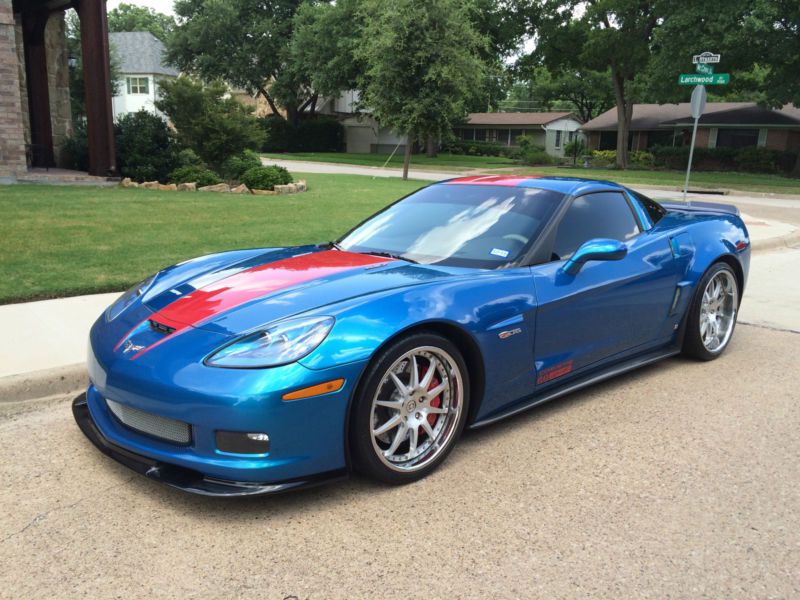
[72,393,346,497]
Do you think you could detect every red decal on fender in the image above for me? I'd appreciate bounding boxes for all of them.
[536,360,573,384]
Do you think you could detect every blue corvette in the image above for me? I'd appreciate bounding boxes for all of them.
[73,175,749,496]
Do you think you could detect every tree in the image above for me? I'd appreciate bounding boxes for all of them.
[356,0,487,177]
[168,0,314,125]
[156,78,265,170]
[513,65,614,122]
[645,0,800,173]
[532,1,662,169]
[290,0,362,103]
[107,3,176,41]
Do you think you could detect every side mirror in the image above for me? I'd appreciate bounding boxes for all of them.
[560,238,627,276]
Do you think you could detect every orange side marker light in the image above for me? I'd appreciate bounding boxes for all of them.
[282,378,345,401]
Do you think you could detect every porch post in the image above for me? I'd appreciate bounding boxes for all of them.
[22,10,54,167]
[76,0,116,176]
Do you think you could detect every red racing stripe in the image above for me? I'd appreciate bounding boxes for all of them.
[127,250,391,358]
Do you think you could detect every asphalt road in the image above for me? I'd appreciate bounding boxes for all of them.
[1,324,798,599]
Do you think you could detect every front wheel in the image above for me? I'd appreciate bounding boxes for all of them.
[350,333,469,485]
[682,262,740,360]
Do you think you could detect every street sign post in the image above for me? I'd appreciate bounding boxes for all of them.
[683,84,707,202]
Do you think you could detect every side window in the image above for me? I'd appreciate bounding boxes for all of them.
[630,190,667,225]
[552,192,640,260]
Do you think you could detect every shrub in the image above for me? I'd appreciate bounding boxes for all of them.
[168,165,222,187]
[733,147,780,173]
[220,150,263,181]
[156,78,264,170]
[522,147,554,166]
[259,116,345,153]
[591,149,617,167]
[176,148,205,168]
[563,139,587,165]
[294,118,344,152]
[115,110,178,182]
[441,139,511,157]
[241,166,293,190]
[629,150,655,168]
[63,119,89,172]
[260,115,293,153]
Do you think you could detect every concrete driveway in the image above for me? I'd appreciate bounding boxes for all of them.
[1,325,798,598]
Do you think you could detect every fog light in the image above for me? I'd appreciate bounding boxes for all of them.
[216,431,270,454]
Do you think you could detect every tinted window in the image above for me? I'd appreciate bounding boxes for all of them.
[629,190,667,225]
[716,128,759,149]
[552,192,640,260]
[340,184,564,269]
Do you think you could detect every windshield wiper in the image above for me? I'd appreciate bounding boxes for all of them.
[363,251,419,264]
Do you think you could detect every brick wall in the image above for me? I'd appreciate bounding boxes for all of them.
[0,0,27,180]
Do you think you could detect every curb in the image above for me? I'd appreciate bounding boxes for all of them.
[0,363,86,404]
[751,229,800,254]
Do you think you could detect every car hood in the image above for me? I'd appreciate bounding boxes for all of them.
[142,246,457,337]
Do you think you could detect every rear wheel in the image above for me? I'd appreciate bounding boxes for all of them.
[682,262,739,360]
[350,333,469,484]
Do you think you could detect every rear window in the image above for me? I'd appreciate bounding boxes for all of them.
[630,190,667,225]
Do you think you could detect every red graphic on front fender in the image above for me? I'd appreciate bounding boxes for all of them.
[118,250,391,359]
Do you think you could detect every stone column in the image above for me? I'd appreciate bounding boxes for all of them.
[0,0,28,181]
[46,12,72,167]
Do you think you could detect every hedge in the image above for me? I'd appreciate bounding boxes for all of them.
[260,116,344,153]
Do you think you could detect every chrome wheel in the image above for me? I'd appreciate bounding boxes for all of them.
[370,346,464,472]
[699,270,738,353]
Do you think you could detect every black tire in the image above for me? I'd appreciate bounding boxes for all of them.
[682,262,740,361]
[350,332,470,485]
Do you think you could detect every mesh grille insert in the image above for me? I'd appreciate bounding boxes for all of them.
[106,398,192,445]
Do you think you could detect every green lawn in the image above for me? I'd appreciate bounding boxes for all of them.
[486,165,800,194]
[0,174,424,304]
[265,151,518,171]
[268,151,800,194]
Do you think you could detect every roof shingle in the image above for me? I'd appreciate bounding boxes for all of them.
[466,112,579,126]
[109,31,179,78]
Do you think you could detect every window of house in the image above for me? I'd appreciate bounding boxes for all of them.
[568,131,575,142]
[715,128,759,149]
[551,192,640,261]
[127,77,149,95]
[555,130,562,148]
[461,128,475,141]
[510,129,523,145]
[496,129,510,145]
[474,129,487,141]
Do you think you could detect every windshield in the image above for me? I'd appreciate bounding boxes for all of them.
[339,184,564,269]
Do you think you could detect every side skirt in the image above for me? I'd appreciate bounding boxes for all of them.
[469,346,680,429]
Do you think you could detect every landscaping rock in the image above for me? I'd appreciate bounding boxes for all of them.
[295,179,307,192]
[159,183,177,191]
[252,189,277,196]
[120,177,137,188]
[274,183,298,194]
[177,182,197,192]
[199,183,231,193]
[142,181,160,190]
[231,184,251,194]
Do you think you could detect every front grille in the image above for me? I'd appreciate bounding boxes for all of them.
[106,398,192,445]
[149,319,176,335]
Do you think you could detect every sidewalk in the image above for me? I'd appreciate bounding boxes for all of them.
[0,209,796,397]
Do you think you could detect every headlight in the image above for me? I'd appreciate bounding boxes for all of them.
[106,274,156,321]
[206,316,335,368]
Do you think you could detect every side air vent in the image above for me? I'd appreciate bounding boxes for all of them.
[149,320,176,335]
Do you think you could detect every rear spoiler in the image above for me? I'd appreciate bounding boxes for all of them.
[660,200,740,217]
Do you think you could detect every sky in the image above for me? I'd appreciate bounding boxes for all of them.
[107,0,176,16]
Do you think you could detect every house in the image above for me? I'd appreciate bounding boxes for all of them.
[109,31,178,121]
[1,0,116,179]
[455,112,585,157]
[582,103,800,153]
[316,90,406,154]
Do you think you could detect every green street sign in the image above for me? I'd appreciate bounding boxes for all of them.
[679,73,730,85]
[695,63,714,75]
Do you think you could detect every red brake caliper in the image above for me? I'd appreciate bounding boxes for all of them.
[426,375,441,432]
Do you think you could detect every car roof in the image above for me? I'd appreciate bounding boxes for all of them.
[439,175,628,196]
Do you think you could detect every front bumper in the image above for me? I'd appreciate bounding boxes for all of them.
[72,394,346,497]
